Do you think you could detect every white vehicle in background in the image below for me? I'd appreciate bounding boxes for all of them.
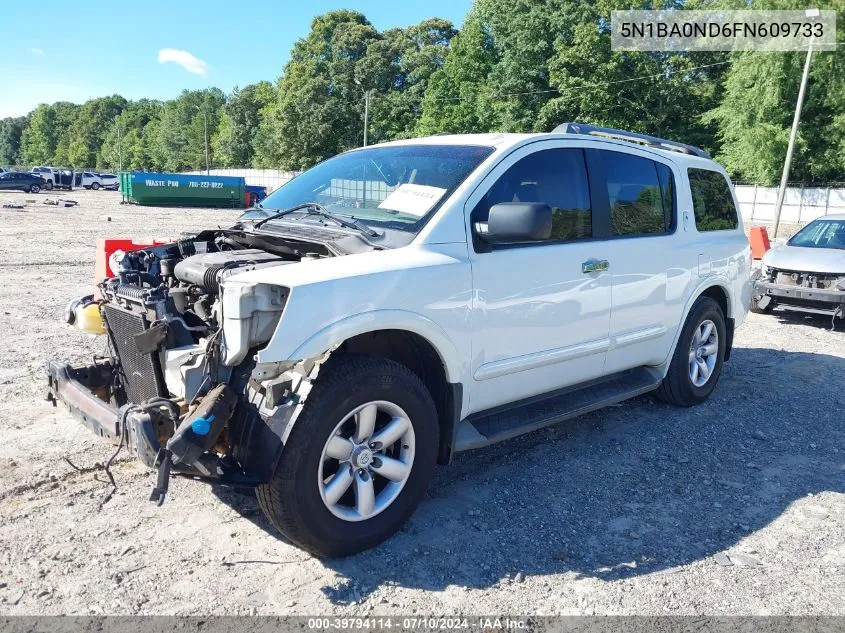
[31,166,57,189]
[752,215,845,323]
[81,172,119,190]
[48,123,751,557]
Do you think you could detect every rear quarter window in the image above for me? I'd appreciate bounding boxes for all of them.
[688,168,738,231]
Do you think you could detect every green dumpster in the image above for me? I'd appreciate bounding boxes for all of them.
[119,172,246,208]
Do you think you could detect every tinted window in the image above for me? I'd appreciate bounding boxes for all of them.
[473,148,592,242]
[599,151,670,236]
[688,168,738,231]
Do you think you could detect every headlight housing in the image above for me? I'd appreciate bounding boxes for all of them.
[220,281,288,366]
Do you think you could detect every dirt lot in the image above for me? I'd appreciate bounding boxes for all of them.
[0,188,843,616]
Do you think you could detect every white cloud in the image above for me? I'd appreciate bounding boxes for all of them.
[157,48,209,76]
[27,48,45,56]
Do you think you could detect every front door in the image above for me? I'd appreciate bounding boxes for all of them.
[0,172,19,190]
[466,142,612,414]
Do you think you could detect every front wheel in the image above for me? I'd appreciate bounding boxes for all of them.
[46,181,53,191]
[256,355,438,557]
[28,184,40,194]
[656,296,726,407]
[91,182,100,190]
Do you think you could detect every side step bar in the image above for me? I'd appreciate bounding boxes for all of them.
[455,367,662,451]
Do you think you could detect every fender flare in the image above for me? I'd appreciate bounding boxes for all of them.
[661,276,733,370]
[278,309,464,384]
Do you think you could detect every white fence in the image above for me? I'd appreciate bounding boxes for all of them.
[181,168,300,192]
[735,184,845,225]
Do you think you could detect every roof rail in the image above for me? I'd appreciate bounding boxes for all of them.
[553,122,710,159]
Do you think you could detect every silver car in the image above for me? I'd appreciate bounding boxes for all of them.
[753,214,845,323]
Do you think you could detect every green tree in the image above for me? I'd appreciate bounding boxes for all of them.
[419,0,729,150]
[258,11,456,169]
[212,81,275,167]
[151,88,225,171]
[705,0,845,184]
[67,95,127,168]
[99,99,163,170]
[0,117,27,165]
[416,14,496,135]
[20,104,58,165]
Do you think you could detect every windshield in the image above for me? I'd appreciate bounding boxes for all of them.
[249,144,494,234]
[788,219,845,250]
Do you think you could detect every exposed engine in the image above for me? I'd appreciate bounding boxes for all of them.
[97,229,331,408]
[65,228,337,500]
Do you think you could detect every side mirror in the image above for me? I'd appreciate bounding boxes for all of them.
[477,202,552,244]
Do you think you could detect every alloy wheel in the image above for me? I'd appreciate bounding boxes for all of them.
[688,319,718,387]
[318,400,415,522]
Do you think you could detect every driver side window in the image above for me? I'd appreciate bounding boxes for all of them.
[473,148,592,242]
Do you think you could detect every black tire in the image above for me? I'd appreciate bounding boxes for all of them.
[656,296,726,407]
[92,182,100,190]
[28,184,40,194]
[256,354,438,557]
[46,181,53,191]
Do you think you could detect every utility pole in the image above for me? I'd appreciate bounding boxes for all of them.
[772,8,819,238]
[116,123,123,172]
[195,105,210,175]
[363,90,371,147]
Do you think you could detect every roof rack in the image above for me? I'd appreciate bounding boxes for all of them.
[553,122,710,159]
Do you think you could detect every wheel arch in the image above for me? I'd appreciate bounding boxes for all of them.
[335,329,461,465]
[663,279,735,373]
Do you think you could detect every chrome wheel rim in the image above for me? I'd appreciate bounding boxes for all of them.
[318,400,415,522]
[689,319,718,387]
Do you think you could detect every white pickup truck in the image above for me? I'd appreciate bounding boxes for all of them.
[48,123,751,557]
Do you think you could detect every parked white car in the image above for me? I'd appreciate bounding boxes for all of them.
[80,171,118,190]
[752,215,845,322]
[48,123,751,557]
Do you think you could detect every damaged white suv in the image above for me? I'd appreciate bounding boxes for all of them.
[48,124,751,557]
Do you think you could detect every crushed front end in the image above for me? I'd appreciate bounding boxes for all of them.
[752,264,845,317]
[46,227,336,502]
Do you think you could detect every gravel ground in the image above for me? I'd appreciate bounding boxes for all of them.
[0,188,843,616]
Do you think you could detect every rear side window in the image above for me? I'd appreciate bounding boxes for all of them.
[688,168,738,231]
[473,148,592,242]
[599,151,674,236]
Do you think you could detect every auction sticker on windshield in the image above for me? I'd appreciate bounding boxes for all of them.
[378,184,447,217]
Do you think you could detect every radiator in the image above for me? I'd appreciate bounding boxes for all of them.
[102,304,167,404]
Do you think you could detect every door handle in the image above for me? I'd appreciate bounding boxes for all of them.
[582,259,609,273]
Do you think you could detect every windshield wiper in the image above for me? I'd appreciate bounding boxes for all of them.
[253,202,380,238]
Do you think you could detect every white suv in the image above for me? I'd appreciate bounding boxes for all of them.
[80,171,119,190]
[48,123,751,557]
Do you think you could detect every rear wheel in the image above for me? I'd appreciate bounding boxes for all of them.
[656,296,726,407]
[92,182,101,190]
[28,184,40,194]
[257,355,438,557]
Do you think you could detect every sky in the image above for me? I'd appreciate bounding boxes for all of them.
[0,0,471,119]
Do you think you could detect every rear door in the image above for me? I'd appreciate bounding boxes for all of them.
[0,173,14,190]
[587,148,696,374]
